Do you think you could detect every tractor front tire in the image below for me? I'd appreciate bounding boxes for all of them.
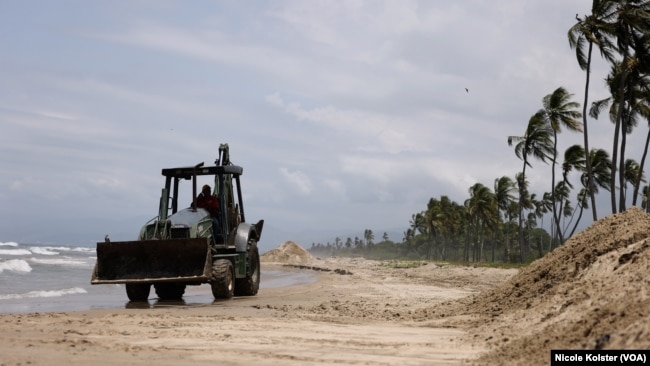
[126,283,151,302]
[210,259,234,299]
[235,241,260,296]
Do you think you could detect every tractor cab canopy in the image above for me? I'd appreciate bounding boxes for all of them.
[158,162,246,231]
[161,164,243,179]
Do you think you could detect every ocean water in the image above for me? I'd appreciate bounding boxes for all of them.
[0,241,313,314]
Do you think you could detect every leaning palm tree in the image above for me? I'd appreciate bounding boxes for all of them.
[558,144,586,242]
[541,87,582,245]
[494,176,517,220]
[581,148,614,197]
[553,181,572,236]
[568,188,590,238]
[508,113,554,262]
[568,0,617,221]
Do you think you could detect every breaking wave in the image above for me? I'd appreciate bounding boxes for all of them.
[29,247,60,256]
[0,287,87,300]
[29,257,91,268]
[0,248,32,256]
[0,259,33,273]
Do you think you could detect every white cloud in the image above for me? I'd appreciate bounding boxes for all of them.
[279,167,312,195]
[265,92,430,154]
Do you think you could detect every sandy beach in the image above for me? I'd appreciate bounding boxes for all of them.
[0,256,515,366]
[2,207,650,365]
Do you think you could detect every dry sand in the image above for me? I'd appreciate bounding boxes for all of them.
[1,208,649,365]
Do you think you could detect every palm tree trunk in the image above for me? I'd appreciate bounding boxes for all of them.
[518,166,526,263]
[491,239,496,262]
[619,111,628,211]
[612,116,621,214]
[632,126,650,206]
[551,133,565,244]
[473,222,479,262]
[569,197,586,237]
[464,225,470,262]
[582,41,598,220]
[504,217,511,262]
[612,51,629,214]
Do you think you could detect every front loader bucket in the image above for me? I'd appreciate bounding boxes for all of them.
[91,238,212,285]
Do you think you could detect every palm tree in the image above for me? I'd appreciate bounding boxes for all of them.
[568,188,590,238]
[627,44,650,205]
[553,181,572,236]
[624,158,645,203]
[508,112,554,262]
[425,198,442,260]
[540,87,582,245]
[581,148,614,197]
[591,60,645,211]
[608,0,650,212]
[465,183,496,262]
[568,0,618,221]
[363,229,374,251]
[558,144,586,241]
[634,97,650,204]
[503,200,519,262]
[438,195,462,260]
[568,0,616,221]
[531,194,549,256]
[493,176,516,261]
[641,185,650,212]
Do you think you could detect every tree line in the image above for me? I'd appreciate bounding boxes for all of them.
[311,1,650,263]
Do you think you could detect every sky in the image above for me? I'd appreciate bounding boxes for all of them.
[0,1,644,251]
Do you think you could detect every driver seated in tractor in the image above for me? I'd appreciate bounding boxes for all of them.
[195,184,222,243]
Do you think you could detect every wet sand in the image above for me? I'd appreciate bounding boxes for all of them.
[0,269,316,314]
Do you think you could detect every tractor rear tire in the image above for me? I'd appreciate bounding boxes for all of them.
[235,241,260,296]
[154,283,186,300]
[126,283,151,302]
[210,259,234,299]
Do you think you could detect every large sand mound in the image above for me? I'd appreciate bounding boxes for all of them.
[261,241,318,265]
[451,206,650,365]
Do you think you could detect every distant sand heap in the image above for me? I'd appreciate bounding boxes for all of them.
[261,241,317,265]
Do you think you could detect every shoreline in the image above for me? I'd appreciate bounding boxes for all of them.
[0,267,317,315]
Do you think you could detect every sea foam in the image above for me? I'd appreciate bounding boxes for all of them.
[29,247,60,256]
[0,259,33,273]
[0,248,32,256]
[0,287,87,300]
[29,257,90,268]
[0,242,19,247]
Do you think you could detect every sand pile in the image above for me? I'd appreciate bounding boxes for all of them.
[452,206,650,365]
[261,241,318,265]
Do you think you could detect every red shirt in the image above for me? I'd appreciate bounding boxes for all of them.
[196,194,219,217]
